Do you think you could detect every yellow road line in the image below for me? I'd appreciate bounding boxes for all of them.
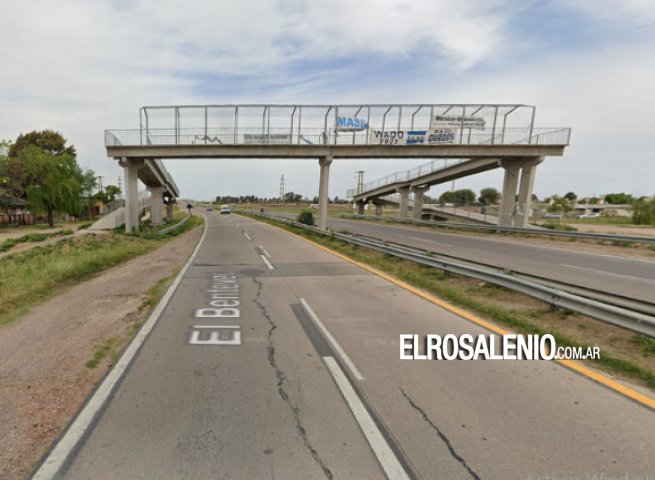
[258,217,655,411]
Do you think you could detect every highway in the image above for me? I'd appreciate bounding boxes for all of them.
[325,217,655,304]
[50,212,654,479]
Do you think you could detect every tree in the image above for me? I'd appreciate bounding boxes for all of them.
[77,169,97,218]
[604,193,634,204]
[478,187,501,205]
[438,191,455,204]
[548,195,572,216]
[19,145,82,227]
[439,189,476,205]
[9,130,76,158]
[632,197,655,226]
[5,131,77,201]
[104,185,122,204]
[564,192,577,203]
[453,189,476,205]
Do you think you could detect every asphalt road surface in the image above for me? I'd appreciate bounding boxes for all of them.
[325,217,655,304]
[54,212,654,479]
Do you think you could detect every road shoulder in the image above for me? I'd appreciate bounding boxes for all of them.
[0,224,202,480]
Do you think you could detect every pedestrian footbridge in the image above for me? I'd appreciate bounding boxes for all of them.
[105,104,570,231]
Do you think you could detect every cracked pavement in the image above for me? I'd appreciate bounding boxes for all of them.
[55,212,655,479]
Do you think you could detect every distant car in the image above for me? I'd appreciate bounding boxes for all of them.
[206,206,213,211]
[309,204,319,209]
[220,205,231,215]
[544,212,562,219]
[578,212,600,218]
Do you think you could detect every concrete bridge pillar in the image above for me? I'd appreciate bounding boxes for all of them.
[356,200,365,215]
[397,187,410,218]
[373,201,383,217]
[148,186,165,226]
[411,186,428,220]
[498,160,521,227]
[119,158,144,233]
[515,157,543,227]
[166,203,174,222]
[318,155,333,230]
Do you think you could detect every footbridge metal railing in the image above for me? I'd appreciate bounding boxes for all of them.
[347,158,472,197]
[104,103,570,148]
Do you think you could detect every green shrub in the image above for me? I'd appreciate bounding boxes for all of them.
[297,210,315,226]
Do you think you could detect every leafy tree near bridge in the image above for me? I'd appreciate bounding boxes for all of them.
[19,145,82,227]
[97,185,122,204]
[9,130,76,158]
[632,197,655,225]
[478,187,501,205]
[4,131,79,202]
[78,169,98,219]
[439,188,476,205]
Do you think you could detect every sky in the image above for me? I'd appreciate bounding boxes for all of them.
[1,0,654,201]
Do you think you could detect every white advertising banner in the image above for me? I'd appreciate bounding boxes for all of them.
[244,133,291,144]
[368,129,456,145]
[430,115,486,130]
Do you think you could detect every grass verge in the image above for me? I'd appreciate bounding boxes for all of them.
[85,271,178,369]
[245,213,655,390]
[0,216,202,327]
[0,229,74,253]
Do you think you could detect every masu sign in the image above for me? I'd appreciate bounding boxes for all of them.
[336,116,369,131]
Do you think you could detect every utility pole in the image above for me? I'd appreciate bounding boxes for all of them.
[96,175,104,193]
[279,174,285,203]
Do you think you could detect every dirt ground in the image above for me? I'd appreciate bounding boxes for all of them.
[0,225,202,480]
[0,224,80,243]
[566,222,655,237]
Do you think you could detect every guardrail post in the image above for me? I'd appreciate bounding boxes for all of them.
[499,159,520,227]
[318,155,333,230]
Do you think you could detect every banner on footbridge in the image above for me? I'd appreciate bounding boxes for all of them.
[368,129,456,145]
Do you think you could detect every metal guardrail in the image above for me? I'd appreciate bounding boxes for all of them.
[341,214,655,245]
[158,214,191,235]
[241,210,655,338]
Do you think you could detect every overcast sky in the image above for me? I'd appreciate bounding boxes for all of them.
[1,0,653,200]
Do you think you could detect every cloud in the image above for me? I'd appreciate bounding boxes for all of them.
[0,0,653,199]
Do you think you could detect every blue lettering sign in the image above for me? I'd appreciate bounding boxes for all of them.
[337,116,369,130]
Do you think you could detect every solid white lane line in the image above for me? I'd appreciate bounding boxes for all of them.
[260,254,274,270]
[32,214,210,480]
[560,263,655,283]
[243,232,252,241]
[323,356,410,480]
[259,245,272,259]
[300,298,364,380]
